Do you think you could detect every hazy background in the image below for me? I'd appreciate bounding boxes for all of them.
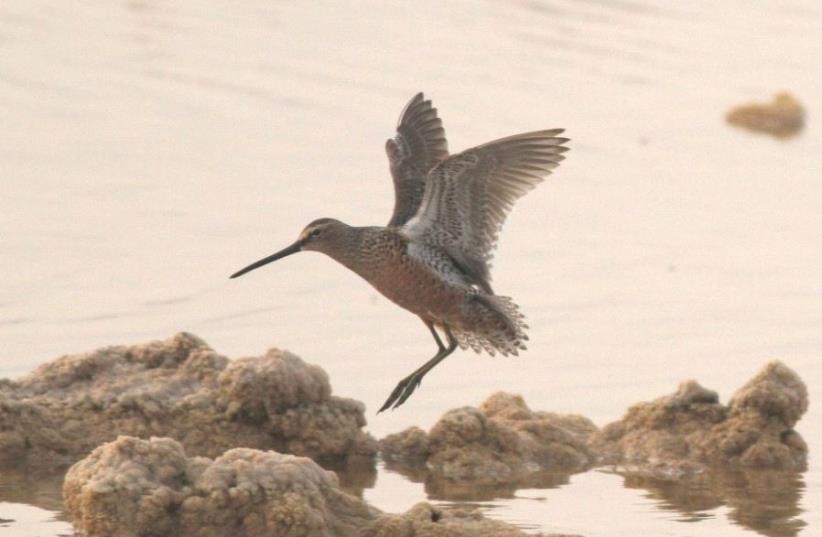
[1,1,820,536]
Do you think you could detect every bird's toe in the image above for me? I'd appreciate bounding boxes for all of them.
[379,375,415,412]
[392,375,423,409]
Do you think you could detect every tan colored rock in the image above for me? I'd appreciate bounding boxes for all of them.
[380,426,429,463]
[0,333,375,469]
[63,436,375,537]
[589,361,807,476]
[64,436,579,537]
[726,92,805,138]
[729,360,808,427]
[381,392,597,486]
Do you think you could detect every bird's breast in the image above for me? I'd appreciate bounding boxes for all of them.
[354,234,468,320]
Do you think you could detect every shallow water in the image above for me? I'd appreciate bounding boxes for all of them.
[1,0,821,535]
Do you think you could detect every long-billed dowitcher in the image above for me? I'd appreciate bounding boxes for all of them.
[230,92,569,411]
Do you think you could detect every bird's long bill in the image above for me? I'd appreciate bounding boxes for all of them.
[229,240,303,279]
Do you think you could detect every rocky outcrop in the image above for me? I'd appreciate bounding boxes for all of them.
[589,361,808,476]
[0,333,375,469]
[63,436,578,537]
[381,392,597,487]
[726,92,805,138]
[64,436,374,537]
[379,361,809,493]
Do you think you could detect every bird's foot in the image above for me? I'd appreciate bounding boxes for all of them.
[378,374,423,412]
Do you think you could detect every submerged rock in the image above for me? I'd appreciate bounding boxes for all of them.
[0,333,375,469]
[64,436,578,537]
[726,92,805,138]
[381,392,597,486]
[589,361,808,476]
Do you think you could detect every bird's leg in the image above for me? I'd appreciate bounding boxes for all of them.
[424,320,446,352]
[378,323,458,412]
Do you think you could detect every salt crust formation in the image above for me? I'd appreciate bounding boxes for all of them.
[0,333,375,469]
[589,361,808,477]
[5,335,809,535]
[380,392,597,484]
[381,362,808,485]
[726,92,805,138]
[63,435,576,537]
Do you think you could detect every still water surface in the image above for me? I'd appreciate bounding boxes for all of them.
[1,1,821,535]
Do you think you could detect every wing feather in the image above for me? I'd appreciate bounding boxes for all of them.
[404,129,569,284]
[386,93,449,226]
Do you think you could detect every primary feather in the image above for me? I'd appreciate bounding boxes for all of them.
[386,92,449,227]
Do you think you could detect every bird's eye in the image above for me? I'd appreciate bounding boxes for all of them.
[310,228,322,238]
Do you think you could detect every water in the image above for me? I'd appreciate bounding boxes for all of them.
[1,0,821,535]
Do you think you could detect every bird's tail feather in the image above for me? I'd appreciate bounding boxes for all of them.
[453,294,529,357]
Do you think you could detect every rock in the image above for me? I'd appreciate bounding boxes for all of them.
[0,333,376,469]
[726,92,805,138]
[64,436,579,537]
[381,392,597,486]
[63,436,375,537]
[589,361,808,475]
[729,360,808,427]
[379,426,429,463]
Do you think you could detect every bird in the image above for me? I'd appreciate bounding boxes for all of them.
[230,92,569,411]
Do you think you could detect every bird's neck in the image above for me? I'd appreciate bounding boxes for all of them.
[321,225,369,272]
[322,226,387,279]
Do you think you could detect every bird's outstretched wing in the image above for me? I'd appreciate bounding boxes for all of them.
[386,93,449,227]
[403,129,569,285]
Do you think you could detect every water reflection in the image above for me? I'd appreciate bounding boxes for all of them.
[326,456,378,498]
[0,466,65,513]
[378,460,808,536]
[623,469,806,537]
[383,459,576,501]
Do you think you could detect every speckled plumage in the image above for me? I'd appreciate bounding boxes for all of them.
[334,226,528,357]
[231,92,569,410]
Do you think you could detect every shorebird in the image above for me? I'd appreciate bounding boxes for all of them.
[231,92,569,411]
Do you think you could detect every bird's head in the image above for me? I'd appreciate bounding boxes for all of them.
[299,217,351,253]
[229,218,347,279]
